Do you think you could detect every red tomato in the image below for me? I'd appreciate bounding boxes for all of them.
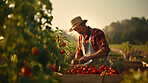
[61,50,66,55]
[99,66,103,70]
[82,67,87,71]
[67,70,71,74]
[112,69,117,74]
[62,42,66,46]
[90,65,94,68]
[97,69,103,74]
[108,71,113,75]
[32,47,40,55]
[92,68,97,71]
[88,68,92,72]
[101,65,106,68]
[44,46,48,50]
[56,39,61,42]
[21,66,31,76]
[86,71,89,74]
[81,71,86,75]
[93,70,97,74]
[57,36,59,39]
[85,65,89,69]
[77,70,81,74]
[71,69,76,72]
[91,70,97,74]
[104,67,109,70]
[80,67,83,70]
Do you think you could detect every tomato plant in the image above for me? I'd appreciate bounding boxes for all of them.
[0,0,71,83]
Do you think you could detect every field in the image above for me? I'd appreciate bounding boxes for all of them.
[109,42,148,63]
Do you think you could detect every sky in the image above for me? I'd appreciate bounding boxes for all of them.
[50,0,148,37]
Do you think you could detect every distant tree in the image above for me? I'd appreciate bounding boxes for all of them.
[103,17,148,44]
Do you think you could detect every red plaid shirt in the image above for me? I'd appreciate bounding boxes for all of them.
[76,26,110,57]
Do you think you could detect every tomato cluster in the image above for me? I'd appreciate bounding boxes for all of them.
[67,65,118,75]
[56,36,66,55]
[49,64,57,72]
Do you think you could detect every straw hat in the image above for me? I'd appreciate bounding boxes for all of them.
[69,16,87,32]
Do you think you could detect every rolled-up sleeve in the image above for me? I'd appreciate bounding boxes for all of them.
[75,36,83,57]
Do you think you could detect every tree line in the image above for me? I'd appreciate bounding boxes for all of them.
[103,17,148,44]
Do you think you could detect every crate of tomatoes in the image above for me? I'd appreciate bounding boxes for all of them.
[57,64,123,83]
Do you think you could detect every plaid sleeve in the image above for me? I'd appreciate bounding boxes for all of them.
[95,30,110,55]
[75,36,83,57]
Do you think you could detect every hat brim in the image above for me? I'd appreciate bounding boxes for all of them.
[69,20,87,32]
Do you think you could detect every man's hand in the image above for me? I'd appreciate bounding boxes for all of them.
[71,58,79,65]
[79,56,90,64]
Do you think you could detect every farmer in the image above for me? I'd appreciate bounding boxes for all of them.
[69,16,110,65]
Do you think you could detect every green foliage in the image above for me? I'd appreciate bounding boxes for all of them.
[103,17,148,44]
[54,27,77,61]
[0,0,71,83]
[108,50,123,63]
[110,41,148,52]
[121,41,132,52]
[110,42,148,63]
[0,0,12,36]
[110,61,123,74]
[110,41,132,52]
[95,58,110,67]
[144,42,148,51]
[123,69,148,83]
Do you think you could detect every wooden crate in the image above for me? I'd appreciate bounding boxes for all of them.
[122,61,148,71]
[57,74,123,83]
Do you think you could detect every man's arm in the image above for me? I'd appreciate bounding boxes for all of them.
[80,29,110,63]
[79,49,107,63]
[71,36,83,65]
[87,49,107,59]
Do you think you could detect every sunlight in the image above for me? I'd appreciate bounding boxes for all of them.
[0,36,4,40]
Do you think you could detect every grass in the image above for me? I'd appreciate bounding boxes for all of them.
[108,50,124,62]
[109,43,148,63]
